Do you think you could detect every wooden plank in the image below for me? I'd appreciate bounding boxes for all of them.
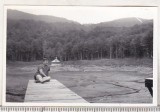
[24,80,88,103]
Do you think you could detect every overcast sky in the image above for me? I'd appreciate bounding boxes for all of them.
[8,6,156,24]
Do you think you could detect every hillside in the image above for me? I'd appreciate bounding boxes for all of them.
[7,9,79,24]
[98,17,152,27]
[7,10,152,27]
[7,10,153,62]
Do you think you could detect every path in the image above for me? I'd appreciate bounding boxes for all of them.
[24,80,88,103]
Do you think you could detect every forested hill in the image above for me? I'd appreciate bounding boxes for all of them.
[7,10,80,24]
[87,18,153,28]
[7,10,153,61]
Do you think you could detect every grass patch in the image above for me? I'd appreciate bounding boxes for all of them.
[63,58,152,67]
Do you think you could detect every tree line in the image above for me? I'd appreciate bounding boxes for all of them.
[7,19,153,61]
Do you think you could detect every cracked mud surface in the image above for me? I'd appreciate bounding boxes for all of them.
[6,63,152,103]
[52,71,152,103]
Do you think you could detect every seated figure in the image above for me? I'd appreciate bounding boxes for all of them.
[34,58,51,83]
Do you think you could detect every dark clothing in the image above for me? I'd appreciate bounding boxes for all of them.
[34,64,50,80]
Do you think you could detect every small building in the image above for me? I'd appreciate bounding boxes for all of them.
[51,57,61,66]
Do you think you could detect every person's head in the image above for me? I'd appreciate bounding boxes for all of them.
[43,58,49,65]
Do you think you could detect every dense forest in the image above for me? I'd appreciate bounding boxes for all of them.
[7,10,153,61]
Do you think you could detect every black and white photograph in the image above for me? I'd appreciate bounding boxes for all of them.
[4,6,157,105]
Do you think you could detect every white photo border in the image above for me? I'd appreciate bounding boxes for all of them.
[2,5,158,106]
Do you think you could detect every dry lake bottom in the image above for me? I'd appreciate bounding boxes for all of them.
[6,58,153,103]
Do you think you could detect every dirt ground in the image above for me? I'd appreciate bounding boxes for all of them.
[6,59,153,103]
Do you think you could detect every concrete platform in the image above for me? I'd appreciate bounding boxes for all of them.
[24,80,88,103]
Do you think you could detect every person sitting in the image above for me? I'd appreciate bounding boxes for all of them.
[34,58,51,83]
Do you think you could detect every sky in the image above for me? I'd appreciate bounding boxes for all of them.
[8,6,156,24]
